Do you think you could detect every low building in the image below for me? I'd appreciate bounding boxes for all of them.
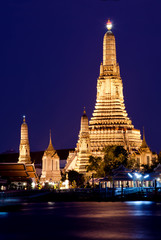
[131,131,158,168]
[40,132,61,184]
[0,163,38,189]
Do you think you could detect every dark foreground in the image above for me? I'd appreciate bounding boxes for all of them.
[0,187,160,203]
[0,201,161,240]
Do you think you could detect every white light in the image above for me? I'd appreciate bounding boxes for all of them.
[60,180,69,189]
[126,201,152,205]
[106,19,112,31]
[144,175,149,179]
[134,173,142,179]
[128,173,133,178]
[31,182,36,189]
[48,202,54,205]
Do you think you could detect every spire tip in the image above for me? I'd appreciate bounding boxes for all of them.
[106,19,112,31]
[83,106,86,115]
[23,115,26,122]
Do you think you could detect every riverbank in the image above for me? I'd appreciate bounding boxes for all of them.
[0,188,161,205]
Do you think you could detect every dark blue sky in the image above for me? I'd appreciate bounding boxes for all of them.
[0,0,161,153]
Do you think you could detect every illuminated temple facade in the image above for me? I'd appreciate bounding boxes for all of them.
[18,116,31,164]
[65,20,143,174]
[40,132,61,183]
[89,27,142,154]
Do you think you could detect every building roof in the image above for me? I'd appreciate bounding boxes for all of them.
[112,165,132,174]
[45,131,55,154]
[154,163,161,173]
[0,149,74,165]
[0,163,37,181]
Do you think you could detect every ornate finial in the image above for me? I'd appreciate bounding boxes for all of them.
[46,129,55,152]
[49,129,52,145]
[83,106,86,115]
[50,129,51,138]
[143,126,145,141]
[141,127,148,148]
[23,115,26,122]
[106,19,112,31]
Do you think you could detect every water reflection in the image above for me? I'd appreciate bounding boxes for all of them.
[0,212,8,217]
[73,230,150,239]
[126,201,153,205]
[0,201,161,239]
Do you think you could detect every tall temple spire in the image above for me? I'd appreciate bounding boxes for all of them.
[46,130,55,153]
[140,127,148,148]
[65,21,143,174]
[74,108,91,173]
[18,116,31,164]
[103,19,116,66]
[81,107,89,133]
[89,20,142,153]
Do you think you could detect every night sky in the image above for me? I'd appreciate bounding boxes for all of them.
[0,0,161,154]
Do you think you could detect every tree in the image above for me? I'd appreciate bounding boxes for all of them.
[61,171,66,182]
[87,145,133,177]
[68,170,85,187]
[158,151,161,164]
[103,146,129,175]
[141,158,159,173]
[71,180,77,188]
[86,156,104,177]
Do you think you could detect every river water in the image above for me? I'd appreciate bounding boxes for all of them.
[0,201,161,240]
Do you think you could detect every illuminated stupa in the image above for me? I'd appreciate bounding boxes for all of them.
[74,108,91,172]
[89,20,142,154]
[65,20,142,174]
[18,116,31,164]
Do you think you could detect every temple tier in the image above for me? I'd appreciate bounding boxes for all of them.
[65,23,143,174]
[89,29,142,154]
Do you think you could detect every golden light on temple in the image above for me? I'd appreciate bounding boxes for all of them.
[65,21,157,175]
[106,19,112,31]
[23,115,26,122]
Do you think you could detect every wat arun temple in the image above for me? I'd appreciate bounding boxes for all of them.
[65,20,155,174]
[0,20,157,185]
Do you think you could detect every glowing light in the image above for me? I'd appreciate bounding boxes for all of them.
[49,182,55,186]
[126,201,153,205]
[60,180,69,189]
[134,173,142,179]
[106,19,112,31]
[23,115,26,122]
[48,202,55,205]
[128,173,133,178]
[0,212,8,216]
[144,174,149,179]
[31,182,36,189]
